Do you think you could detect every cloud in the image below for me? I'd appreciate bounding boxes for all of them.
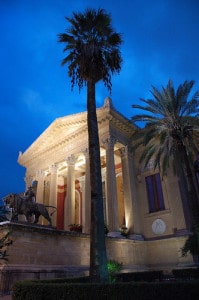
[21,88,44,111]
[20,87,58,115]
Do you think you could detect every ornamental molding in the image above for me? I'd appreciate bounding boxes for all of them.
[66,154,77,166]
[18,99,137,173]
[102,136,117,150]
[35,169,45,180]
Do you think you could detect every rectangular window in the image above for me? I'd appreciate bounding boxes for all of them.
[145,173,165,213]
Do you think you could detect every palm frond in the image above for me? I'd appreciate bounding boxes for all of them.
[131,79,199,180]
[58,8,122,93]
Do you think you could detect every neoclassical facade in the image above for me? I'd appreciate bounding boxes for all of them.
[18,98,191,244]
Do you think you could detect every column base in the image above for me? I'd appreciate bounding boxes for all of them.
[107,231,125,238]
[128,234,144,241]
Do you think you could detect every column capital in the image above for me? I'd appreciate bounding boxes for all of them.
[119,145,128,158]
[49,163,58,174]
[82,148,89,158]
[102,136,117,150]
[24,174,33,187]
[66,154,77,166]
[36,169,45,180]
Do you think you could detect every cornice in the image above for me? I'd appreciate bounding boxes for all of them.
[18,99,137,170]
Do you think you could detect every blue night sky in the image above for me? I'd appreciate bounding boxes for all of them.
[0,0,199,200]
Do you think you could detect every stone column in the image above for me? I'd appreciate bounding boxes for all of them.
[64,155,77,229]
[24,174,33,190]
[35,170,45,204]
[81,148,91,233]
[119,146,140,236]
[49,164,58,226]
[101,168,107,223]
[19,174,33,222]
[103,137,119,232]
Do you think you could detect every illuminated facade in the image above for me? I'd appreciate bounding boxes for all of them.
[18,98,192,246]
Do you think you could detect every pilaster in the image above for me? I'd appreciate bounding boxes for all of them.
[119,145,140,234]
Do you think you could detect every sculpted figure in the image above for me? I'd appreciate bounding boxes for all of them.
[4,193,56,226]
[24,186,36,203]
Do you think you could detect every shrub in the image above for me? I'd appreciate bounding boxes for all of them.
[181,223,199,257]
[172,268,199,280]
[12,280,199,300]
[107,259,122,283]
[115,270,164,282]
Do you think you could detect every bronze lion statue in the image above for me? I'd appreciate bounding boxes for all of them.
[4,193,56,226]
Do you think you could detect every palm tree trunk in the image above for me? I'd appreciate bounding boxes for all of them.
[180,145,199,259]
[177,169,193,230]
[180,144,199,225]
[87,79,109,283]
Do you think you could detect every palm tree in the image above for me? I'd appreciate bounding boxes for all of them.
[131,80,199,226]
[58,8,122,282]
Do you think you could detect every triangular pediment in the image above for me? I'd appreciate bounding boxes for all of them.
[18,98,137,169]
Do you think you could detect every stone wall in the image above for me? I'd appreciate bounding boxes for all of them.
[0,222,195,293]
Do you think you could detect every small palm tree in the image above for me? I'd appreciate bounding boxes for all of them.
[58,8,122,282]
[131,80,199,224]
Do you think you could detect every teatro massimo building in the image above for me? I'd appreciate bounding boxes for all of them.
[17,97,196,270]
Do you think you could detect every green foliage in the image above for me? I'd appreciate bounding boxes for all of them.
[12,280,199,300]
[181,224,199,257]
[68,224,83,232]
[115,270,164,282]
[31,276,90,284]
[58,8,122,92]
[131,80,199,176]
[119,225,128,237]
[172,268,199,280]
[107,259,122,283]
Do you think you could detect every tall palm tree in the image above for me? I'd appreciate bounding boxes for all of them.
[58,8,122,282]
[131,80,199,225]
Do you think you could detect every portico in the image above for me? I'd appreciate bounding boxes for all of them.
[18,98,137,234]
